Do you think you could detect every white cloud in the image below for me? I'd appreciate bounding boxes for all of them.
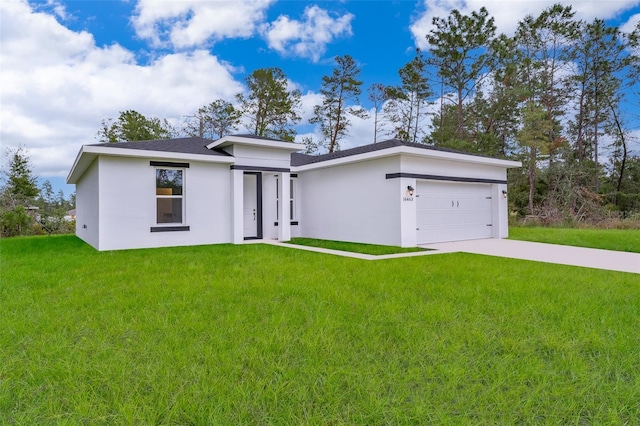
[410,0,640,48]
[0,0,243,179]
[621,13,640,34]
[132,0,274,49]
[32,0,71,21]
[262,5,354,62]
[299,91,323,122]
[341,108,377,149]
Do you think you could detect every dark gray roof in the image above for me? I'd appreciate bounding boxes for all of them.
[89,137,231,157]
[291,139,499,167]
[230,133,290,143]
[90,136,503,166]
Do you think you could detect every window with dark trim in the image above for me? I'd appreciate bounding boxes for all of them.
[289,177,296,221]
[155,168,184,224]
[275,176,297,223]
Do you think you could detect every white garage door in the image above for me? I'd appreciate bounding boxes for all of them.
[416,180,493,244]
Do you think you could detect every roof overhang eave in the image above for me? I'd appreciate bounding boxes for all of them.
[292,146,521,172]
[207,135,305,152]
[66,145,235,184]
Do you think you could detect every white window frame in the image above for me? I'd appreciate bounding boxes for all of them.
[275,176,297,223]
[289,177,296,221]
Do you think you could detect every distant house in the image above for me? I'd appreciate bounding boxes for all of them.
[64,209,76,222]
[67,135,520,251]
[25,206,41,222]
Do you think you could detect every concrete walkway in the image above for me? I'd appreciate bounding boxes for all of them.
[421,239,640,274]
[265,239,639,274]
[264,240,441,260]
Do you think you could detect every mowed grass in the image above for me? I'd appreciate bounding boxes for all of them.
[1,236,639,424]
[510,227,640,253]
[289,237,426,255]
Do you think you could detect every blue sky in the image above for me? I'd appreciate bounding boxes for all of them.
[1,0,639,197]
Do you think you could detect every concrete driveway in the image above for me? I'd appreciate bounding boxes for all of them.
[420,239,640,274]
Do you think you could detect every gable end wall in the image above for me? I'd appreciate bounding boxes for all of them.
[75,158,100,249]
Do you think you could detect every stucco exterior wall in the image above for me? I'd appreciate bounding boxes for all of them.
[95,156,231,251]
[401,155,507,181]
[75,158,100,249]
[223,145,292,169]
[495,183,509,238]
[296,152,512,247]
[297,156,402,246]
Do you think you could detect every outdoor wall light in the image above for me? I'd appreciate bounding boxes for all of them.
[407,185,415,196]
[502,190,508,198]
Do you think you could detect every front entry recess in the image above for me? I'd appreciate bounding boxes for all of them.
[243,173,262,239]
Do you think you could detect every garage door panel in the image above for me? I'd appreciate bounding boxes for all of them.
[416,181,493,244]
[417,212,491,227]
[416,195,450,209]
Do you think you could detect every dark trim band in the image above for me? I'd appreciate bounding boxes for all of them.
[274,221,299,226]
[150,226,190,232]
[150,161,190,168]
[386,172,507,185]
[231,165,290,172]
[291,173,298,178]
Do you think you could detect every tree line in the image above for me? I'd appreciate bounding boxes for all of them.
[99,3,639,225]
[0,148,75,237]
[97,57,369,154]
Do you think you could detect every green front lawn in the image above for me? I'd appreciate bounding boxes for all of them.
[510,227,640,253]
[1,236,639,424]
[288,237,426,255]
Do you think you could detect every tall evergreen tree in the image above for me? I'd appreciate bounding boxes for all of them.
[383,49,432,143]
[426,7,497,144]
[627,21,640,98]
[310,55,368,153]
[517,102,553,214]
[605,102,631,209]
[3,147,39,204]
[515,4,579,209]
[368,83,387,144]
[570,19,626,192]
[468,34,523,157]
[236,67,301,141]
[0,147,39,236]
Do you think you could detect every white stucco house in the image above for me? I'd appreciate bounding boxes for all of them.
[66,135,521,251]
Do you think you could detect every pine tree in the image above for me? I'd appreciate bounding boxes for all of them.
[236,67,301,141]
[570,19,626,192]
[426,7,496,144]
[367,83,387,144]
[517,102,552,214]
[4,147,39,204]
[515,5,579,212]
[0,147,39,236]
[310,55,368,152]
[383,49,432,143]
